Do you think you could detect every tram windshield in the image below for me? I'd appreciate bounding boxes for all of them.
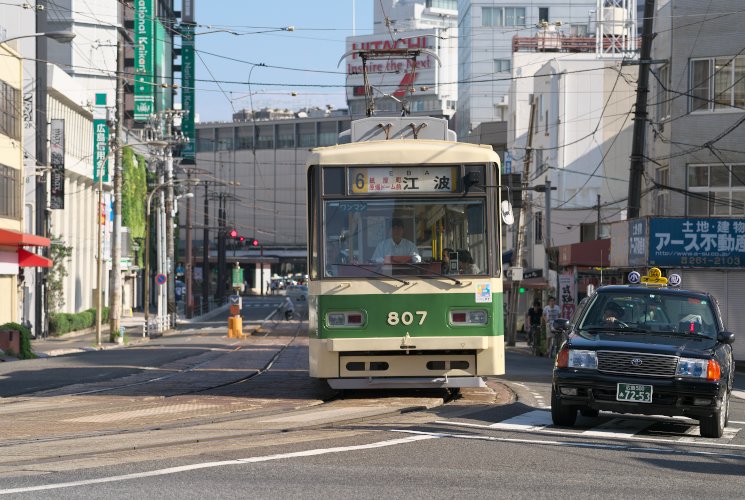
[323,198,489,278]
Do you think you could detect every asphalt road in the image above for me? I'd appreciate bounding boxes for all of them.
[1,307,744,498]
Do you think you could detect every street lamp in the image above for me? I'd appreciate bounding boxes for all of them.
[0,31,76,45]
[144,179,198,336]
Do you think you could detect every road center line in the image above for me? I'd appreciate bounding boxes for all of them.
[0,435,438,495]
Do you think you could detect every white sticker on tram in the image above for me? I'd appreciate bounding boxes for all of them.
[0,435,439,495]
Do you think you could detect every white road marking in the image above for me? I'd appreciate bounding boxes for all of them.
[581,418,654,438]
[436,417,745,450]
[488,410,551,430]
[731,390,745,400]
[392,429,745,459]
[0,434,438,495]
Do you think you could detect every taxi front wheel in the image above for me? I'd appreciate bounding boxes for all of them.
[699,392,729,438]
[551,387,577,427]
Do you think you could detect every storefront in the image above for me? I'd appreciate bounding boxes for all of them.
[0,228,52,326]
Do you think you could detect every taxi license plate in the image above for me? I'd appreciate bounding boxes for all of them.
[616,383,653,403]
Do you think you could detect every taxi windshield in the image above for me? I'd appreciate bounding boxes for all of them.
[578,291,718,336]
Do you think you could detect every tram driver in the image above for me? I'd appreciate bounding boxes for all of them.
[371,218,422,264]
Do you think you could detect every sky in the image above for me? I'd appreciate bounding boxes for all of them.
[193,1,374,123]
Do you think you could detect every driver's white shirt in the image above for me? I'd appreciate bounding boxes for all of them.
[371,238,421,263]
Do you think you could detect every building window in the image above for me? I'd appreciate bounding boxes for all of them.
[687,163,745,216]
[690,56,745,112]
[494,59,511,73]
[534,211,543,244]
[256,126,274,149]
[482,7,525,27]
[277,125,294,148]
[538,7,549,23]
[0,164,20,219]
[657,64,671,122]
[0,81,21,141]
[426,0,457,9]
[655,167,669,215]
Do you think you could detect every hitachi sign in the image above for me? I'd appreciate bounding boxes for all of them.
[349,36,429,58]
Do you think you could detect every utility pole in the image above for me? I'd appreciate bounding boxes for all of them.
[597,194,601,240]
[216,193,227,303]
[543,179,552,284]
[203,182,210,312]
[109,3,126,341]
[35,0,48,339]
[185,167,193,318]
[627,0,656,219]
[506,100,537,346]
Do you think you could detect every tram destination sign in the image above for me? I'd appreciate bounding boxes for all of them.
[350,166,459,194]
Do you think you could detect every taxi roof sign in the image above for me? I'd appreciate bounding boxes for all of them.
[628,267,682,288]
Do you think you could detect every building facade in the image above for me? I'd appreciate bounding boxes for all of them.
[456,0,600,139]
[192,113,351,295]
[344,0,459,120]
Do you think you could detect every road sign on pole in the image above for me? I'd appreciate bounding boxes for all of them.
[156,273,167,286]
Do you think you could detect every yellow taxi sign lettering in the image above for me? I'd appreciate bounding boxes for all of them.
[640,267,668,286]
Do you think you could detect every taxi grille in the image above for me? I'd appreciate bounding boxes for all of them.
[597,351,678,378]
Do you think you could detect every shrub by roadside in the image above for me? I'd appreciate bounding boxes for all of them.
[0,322,35,359]
[49,308,109,336]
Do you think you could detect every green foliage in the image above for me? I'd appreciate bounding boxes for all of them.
[48,237,73,313]
[122,146,148,266]
[49,308,109,336]
[0,322,35,359]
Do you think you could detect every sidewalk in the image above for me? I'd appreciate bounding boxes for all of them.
[29,312,150,358]
[27,303,236,358]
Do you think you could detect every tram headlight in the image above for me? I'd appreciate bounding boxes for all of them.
[450,310,488,325]
[326,311,366,328]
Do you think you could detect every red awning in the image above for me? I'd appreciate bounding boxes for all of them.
[18,248,52,268]
[0,228,50,247]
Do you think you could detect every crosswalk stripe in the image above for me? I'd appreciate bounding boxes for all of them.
[581,418,654,438]
[488,410,551,430]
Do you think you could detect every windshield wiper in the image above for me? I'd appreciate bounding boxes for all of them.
[336,263,410,285]
[647,330,715,340]
[397,263,462,285]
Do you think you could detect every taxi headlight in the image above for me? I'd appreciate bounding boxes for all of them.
[567,350,598,369]
[676,357,720,381]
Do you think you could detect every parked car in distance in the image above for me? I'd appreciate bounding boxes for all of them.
[550,268,735,438]
[285,284,308,301]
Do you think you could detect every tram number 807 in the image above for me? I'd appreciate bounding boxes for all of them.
[387,311,428,326]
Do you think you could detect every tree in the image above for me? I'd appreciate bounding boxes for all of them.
[121,146,148,266]
[47,237,73,312]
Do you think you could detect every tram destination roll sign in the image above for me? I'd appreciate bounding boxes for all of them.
[350,166,459,194]
[649,217,745,267]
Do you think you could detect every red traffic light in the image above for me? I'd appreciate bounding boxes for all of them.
[229,229,238,238]
[239,236,245,242]
[250,238,259,247]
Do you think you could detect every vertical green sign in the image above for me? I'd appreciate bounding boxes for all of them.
[232,267,244,288]
[134,0,154,121]
[181,24,196,159]
[93,93,109,182]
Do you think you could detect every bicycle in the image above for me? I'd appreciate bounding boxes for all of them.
[529,324,541,356]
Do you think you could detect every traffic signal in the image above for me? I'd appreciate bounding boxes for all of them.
[229,228,238,239]
[519,287,526,294]
[238,236,245,243]
[249,238,259,247]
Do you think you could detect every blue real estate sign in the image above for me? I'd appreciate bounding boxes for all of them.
[649,218,745,267]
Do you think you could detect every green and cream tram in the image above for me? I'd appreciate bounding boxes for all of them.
[306,117,505,389]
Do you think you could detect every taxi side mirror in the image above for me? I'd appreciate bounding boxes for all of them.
[717,331,735,344]
[553,318,569,332]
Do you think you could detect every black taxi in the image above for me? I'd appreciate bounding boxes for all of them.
[551,268,736,438]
